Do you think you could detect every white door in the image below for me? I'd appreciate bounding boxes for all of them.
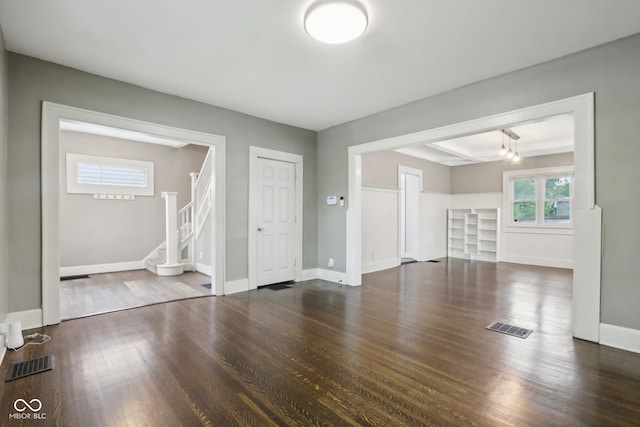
[257,158,296,286]
[401,172,421,260]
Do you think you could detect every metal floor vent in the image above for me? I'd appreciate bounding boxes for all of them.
[486,322,533,339]
[426,260,442,263]
[60,274,90,281]
[5,355,55,382]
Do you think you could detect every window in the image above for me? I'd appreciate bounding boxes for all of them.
[513,178,536,223]
[66,153,154,196]
[77,162,147,187]
[544,176,571,223]
[504,166,573,230]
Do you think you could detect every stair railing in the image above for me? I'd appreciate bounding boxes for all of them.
[193,147,214,241]
[158,146,214,271]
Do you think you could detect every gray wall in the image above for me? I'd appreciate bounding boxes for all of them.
[451,152,574,194]
[59,131,208,267]
[362,151,450,192]
[0,27,8,322]
[318,33,640,331]
[7,53,317,312]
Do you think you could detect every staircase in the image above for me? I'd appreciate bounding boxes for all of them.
[144,147,214,276]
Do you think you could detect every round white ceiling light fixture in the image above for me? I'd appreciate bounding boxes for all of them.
[304,0,368,44]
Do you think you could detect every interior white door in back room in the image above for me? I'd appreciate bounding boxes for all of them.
[401,173,420,260]
[257,158,296,286]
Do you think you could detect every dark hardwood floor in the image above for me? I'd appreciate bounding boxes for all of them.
[2,259,640,426]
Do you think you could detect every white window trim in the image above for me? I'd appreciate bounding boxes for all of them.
[503,165,574,234]
[66,153,154,196]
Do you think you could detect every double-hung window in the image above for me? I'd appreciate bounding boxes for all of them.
[504,166,574,231]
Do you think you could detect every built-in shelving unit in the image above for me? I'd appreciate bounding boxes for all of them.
[448,208,500,262]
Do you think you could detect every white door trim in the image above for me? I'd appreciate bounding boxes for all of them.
[248,147,303,290]
[398,165,423,261]
[41,102,227,325]
[346,93,600,343]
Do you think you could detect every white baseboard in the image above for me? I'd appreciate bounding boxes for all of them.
[362,257,400,274]
[419,252,447,262]
[195,263,213,276]
[302,268,319,281]
[224,271,346,294]
[501,254,573,269]
[6,309,43,331]
[317,269,348,285]
[60,261,144,277]
[600,323,640,354]
[225,278,249,295]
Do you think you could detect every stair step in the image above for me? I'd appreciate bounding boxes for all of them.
[146,257,165,266]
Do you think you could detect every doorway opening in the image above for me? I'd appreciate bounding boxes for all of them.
[56,121,215,320]
[347,94,601,343]
[398,166,422,264]
[41,102,226,325]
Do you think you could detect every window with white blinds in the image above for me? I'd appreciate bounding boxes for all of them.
[66,153,154,196]
[77,162,147,187]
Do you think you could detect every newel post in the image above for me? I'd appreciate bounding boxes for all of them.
[161,192,179,266]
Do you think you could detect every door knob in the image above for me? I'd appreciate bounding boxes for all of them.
[257,227,264,232]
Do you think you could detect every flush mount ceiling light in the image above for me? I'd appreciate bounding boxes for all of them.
[304,0,368,44]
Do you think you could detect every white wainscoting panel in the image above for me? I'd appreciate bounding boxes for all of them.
[421,192,449,261]
[501,232,573,268]
[450,193,502,209]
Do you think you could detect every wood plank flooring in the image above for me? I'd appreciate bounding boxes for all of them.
[59,270,212,320]
[3,259,640,426]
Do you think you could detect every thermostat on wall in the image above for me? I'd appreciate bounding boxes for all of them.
[327,196,337,205]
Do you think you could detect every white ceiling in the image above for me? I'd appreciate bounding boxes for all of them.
[1,1,640,131]
[396,114,574,166]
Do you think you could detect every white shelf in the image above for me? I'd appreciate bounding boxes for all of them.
[448,208,500,262]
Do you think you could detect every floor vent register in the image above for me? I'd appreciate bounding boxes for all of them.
[486,322,533,339]
[5,354,55,382]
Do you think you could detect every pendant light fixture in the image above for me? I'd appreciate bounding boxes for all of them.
[304,0,368,44]
[498,133,507,156]
[498,128,521,162]
[512,138,521,162]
